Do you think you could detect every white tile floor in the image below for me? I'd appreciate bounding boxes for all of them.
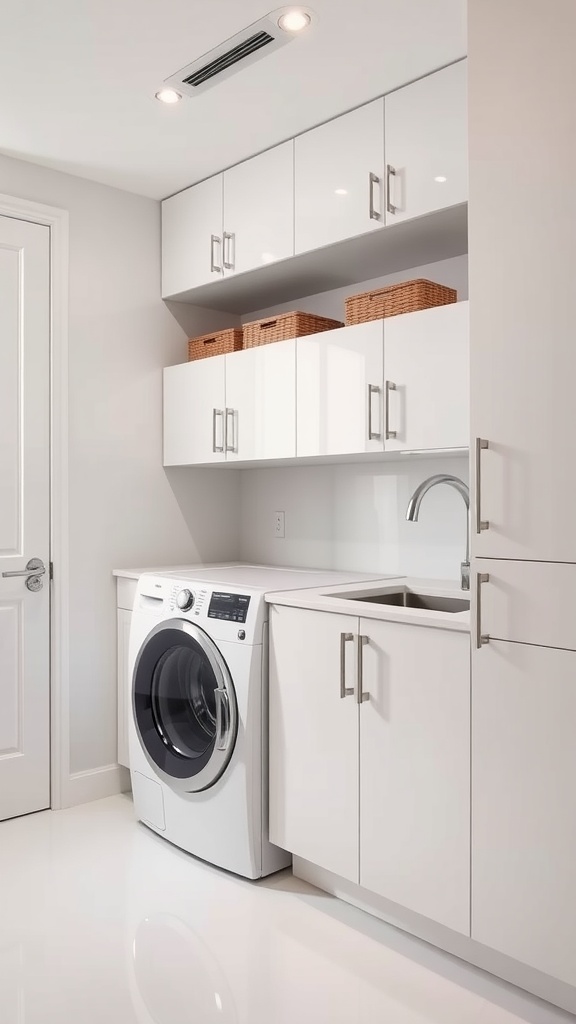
[0,795,572,1024]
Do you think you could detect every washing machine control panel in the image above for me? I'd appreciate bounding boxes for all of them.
[176,588,194,611]
[208,591,251,624]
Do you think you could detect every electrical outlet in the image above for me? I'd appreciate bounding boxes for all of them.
[274,511,285,538]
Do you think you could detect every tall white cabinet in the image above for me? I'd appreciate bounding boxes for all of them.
[469,0,576,993]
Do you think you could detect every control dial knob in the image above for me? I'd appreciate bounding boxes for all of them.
[176,588,195,611]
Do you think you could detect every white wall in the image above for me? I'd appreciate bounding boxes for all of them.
[0,154,241,791]
[239,255,469,581]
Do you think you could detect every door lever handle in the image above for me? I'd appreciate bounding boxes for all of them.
[2,557,46,578]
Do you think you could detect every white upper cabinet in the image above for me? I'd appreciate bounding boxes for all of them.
[360,619,470,935]
[297,321,385,457]
[384,301,469,451]
[294,99,385,254]
[224,340,296,461]
[162,174,223,298]
[384,61,467,224]
[163,356,226,466]
[222,142,294,276]
[472,639,576,987]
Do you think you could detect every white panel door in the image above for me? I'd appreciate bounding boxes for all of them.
[163,357,226,466]
[384,302,469,451]
[223,142,294,275]
[295,99,384,254]
[269,605,359,882]
[297,322,384,457]
[469,1,576,561]
[161,174,223,298]
[360,620,470,934]
[385,61,467,224]
[225,340,296,461]
[472,640,576,986]
[0,216,50,821]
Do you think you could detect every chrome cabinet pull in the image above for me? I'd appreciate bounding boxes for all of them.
[225,408,236,453]
[215,688,231,750]
[340,633,354,699]
[223,232,235,270]
[368,384,382,440]
[368,172,381,221]
[355,635,369,704]
[476,572,490,649]
[385,380,397,440]
[475,438,489,533]
[386,164,397,215]
[210,234,222,273]
[212,409,224,453]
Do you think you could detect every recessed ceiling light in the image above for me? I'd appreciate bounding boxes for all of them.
[434,175,447,183]
[155,88,182,104]
[334,188,348,196]
[278,10,311,32]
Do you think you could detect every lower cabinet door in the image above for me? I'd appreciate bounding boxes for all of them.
[117,608,132,769]
[225,340,296,461]
[472,640,576,986]
[359,619,470,934]
[269,605,359,882]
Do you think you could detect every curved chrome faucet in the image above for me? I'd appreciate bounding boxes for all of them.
[406,474,470,591]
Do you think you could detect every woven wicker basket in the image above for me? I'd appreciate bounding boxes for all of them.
[188,328,244,362]
[243,311,343,349]
[345,279,457,326]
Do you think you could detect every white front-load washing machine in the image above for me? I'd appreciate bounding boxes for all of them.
[129,564,384,878]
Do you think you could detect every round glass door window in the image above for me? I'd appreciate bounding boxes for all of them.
[133,620,237,792]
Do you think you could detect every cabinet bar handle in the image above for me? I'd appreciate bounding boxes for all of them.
[225,408,236,453]
[386,164,397,215]
[340,633,354,699]
[368,384,382,440]
[475,437,489,533]
[385,380,397,440]
[355,635,370,704]
[210,234,222,273]
[223,231,235,270]
[368,172,381,221]
[476,572,490,649]
[212,409,224,453]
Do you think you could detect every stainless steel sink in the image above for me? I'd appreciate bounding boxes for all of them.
[347,589,470,614]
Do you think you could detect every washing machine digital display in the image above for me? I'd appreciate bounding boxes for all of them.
[208,592,251,623]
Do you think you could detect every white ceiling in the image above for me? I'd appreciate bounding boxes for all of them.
[0,0,466,200]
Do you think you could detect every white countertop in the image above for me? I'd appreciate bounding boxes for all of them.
[266,577,471,633]
[113,561,242,581]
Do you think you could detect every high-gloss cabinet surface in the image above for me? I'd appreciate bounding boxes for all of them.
[163,356,226,466]
[225,340,296,461]
[223,142,294,276]
[295,99,385,255]
[472,639,576,987]
[476,559,576,651]
[269,605,359,882]
[385,61,467,224]
[162,175,223,297]
[384,301,469,451]
[297,321,384,457]
[360,618,470,934]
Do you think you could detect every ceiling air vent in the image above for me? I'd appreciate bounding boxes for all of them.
[164,14,299,97]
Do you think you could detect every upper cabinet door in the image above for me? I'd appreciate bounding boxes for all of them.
[384,61,467,225]
[223,142,294,276]
[295,99,385,254]
[224,340,296,462]
[384,301,469,451]
[297,321,384,457]
[163,357,226,466]
[161,175,223,298]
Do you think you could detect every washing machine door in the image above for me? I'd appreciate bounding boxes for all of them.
[132,619,238,793]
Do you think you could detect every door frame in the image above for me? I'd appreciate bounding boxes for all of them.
[0,193,69,810]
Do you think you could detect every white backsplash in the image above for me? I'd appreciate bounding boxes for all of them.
[239,455,470,581]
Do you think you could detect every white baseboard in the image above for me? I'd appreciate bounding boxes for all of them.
[60,764,131,809]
